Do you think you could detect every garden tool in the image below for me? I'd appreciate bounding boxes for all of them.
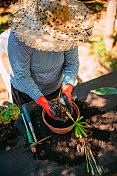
[21,113,36,153]
[24,135,51,148]
[6,135,51,151]
[22,104,37,142]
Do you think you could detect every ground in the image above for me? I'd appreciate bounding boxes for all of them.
[0,0,117,105]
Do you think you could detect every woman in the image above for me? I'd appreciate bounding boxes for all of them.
[8,0,93,119]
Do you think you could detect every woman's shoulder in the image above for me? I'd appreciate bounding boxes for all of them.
[8,30,32,53]
[9,30,20,43]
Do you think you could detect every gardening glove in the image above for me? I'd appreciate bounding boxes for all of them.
[36,96,57,120]
[60,84,73,114]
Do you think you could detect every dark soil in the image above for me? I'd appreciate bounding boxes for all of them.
[44,102,77,128]
[0,100,111,167]
[0,120,15,144]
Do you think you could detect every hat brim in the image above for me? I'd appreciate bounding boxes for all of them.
[9,0,94,52]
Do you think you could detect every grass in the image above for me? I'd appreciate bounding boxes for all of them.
[0,13,9,34]
[81,1,107,13]
[0,21,9,34]
[88,36,117,71]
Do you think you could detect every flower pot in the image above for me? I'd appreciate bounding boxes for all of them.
[42,100,80,134]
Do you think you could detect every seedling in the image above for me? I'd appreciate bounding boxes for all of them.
[68,114,101,175]
[48,89,101,175]
[0,101,20,124]
[68,115,87,138]
[84,143,101,176]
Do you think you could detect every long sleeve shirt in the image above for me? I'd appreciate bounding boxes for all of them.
[8,31,79,102]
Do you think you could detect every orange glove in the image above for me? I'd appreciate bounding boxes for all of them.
[61,84,73,114]
[62,84,73,102]
[36,96,57,120]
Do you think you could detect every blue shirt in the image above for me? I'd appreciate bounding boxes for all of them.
[8,31,79,102]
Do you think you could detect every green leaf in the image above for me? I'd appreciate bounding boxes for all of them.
[78,126,87,137]
[78,123,87,127]
[77,116,84,122]
[6,107,20,116]
[91,87,117,95]
[68,124,75,131]
[66,112,75,123]
[75,125,79,138]
[75,125,82,138]
[6,102,17,108]
[3,117,11,124]
[88,154,94,176]
[89,149,101,176]
[1,111,11,120]
[85,148,89,173]
[77,124,87,131]
[78,122,87,125]
[0,106,7,113]
[68,123,76,131]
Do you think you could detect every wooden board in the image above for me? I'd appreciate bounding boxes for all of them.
[0,71,117,176]
[72,71,117,111]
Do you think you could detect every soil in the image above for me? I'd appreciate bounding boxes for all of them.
[0,0,117,105]
[44,101,78,128]
[0,100,112,168]
[0,120,15,143]
[0,2,117,175]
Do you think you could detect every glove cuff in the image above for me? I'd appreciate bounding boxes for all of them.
[62,84,73,102]
[62,84,73,94]
[36,96,47,106]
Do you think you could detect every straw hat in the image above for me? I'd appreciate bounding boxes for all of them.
[9,0,94,52]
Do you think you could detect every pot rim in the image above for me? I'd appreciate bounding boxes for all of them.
[42,100,80,134]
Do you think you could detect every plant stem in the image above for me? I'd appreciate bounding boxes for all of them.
[89,148,101,176]
[85,146,89,173]
[87,150,94,176]
[66,112,75,123]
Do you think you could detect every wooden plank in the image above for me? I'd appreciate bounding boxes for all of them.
[73,71,117,100]
[110,173,117,176]
[0,112,117,176]
[22,71,117,113]
[1,72,117,176]
[72,71,117,111]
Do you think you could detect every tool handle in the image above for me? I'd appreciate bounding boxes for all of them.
[23,105,30,123]
[26,130,36,153]
[23,105,37,142]
[21,113,36,153]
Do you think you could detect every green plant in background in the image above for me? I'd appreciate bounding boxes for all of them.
[91,2,105,11]
[96,36,117,71]
[0,13,9,34]
[84,1,105,13]
[0,101,20,124]
[96,36,107,58]
[88,36,117,71]
[91,87,117,95]
[0,21,8,34]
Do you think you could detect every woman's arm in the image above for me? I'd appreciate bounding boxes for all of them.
[8,32,43,101]
[63,47,79,86]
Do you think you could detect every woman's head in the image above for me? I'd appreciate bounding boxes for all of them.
[9,0,94,52]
